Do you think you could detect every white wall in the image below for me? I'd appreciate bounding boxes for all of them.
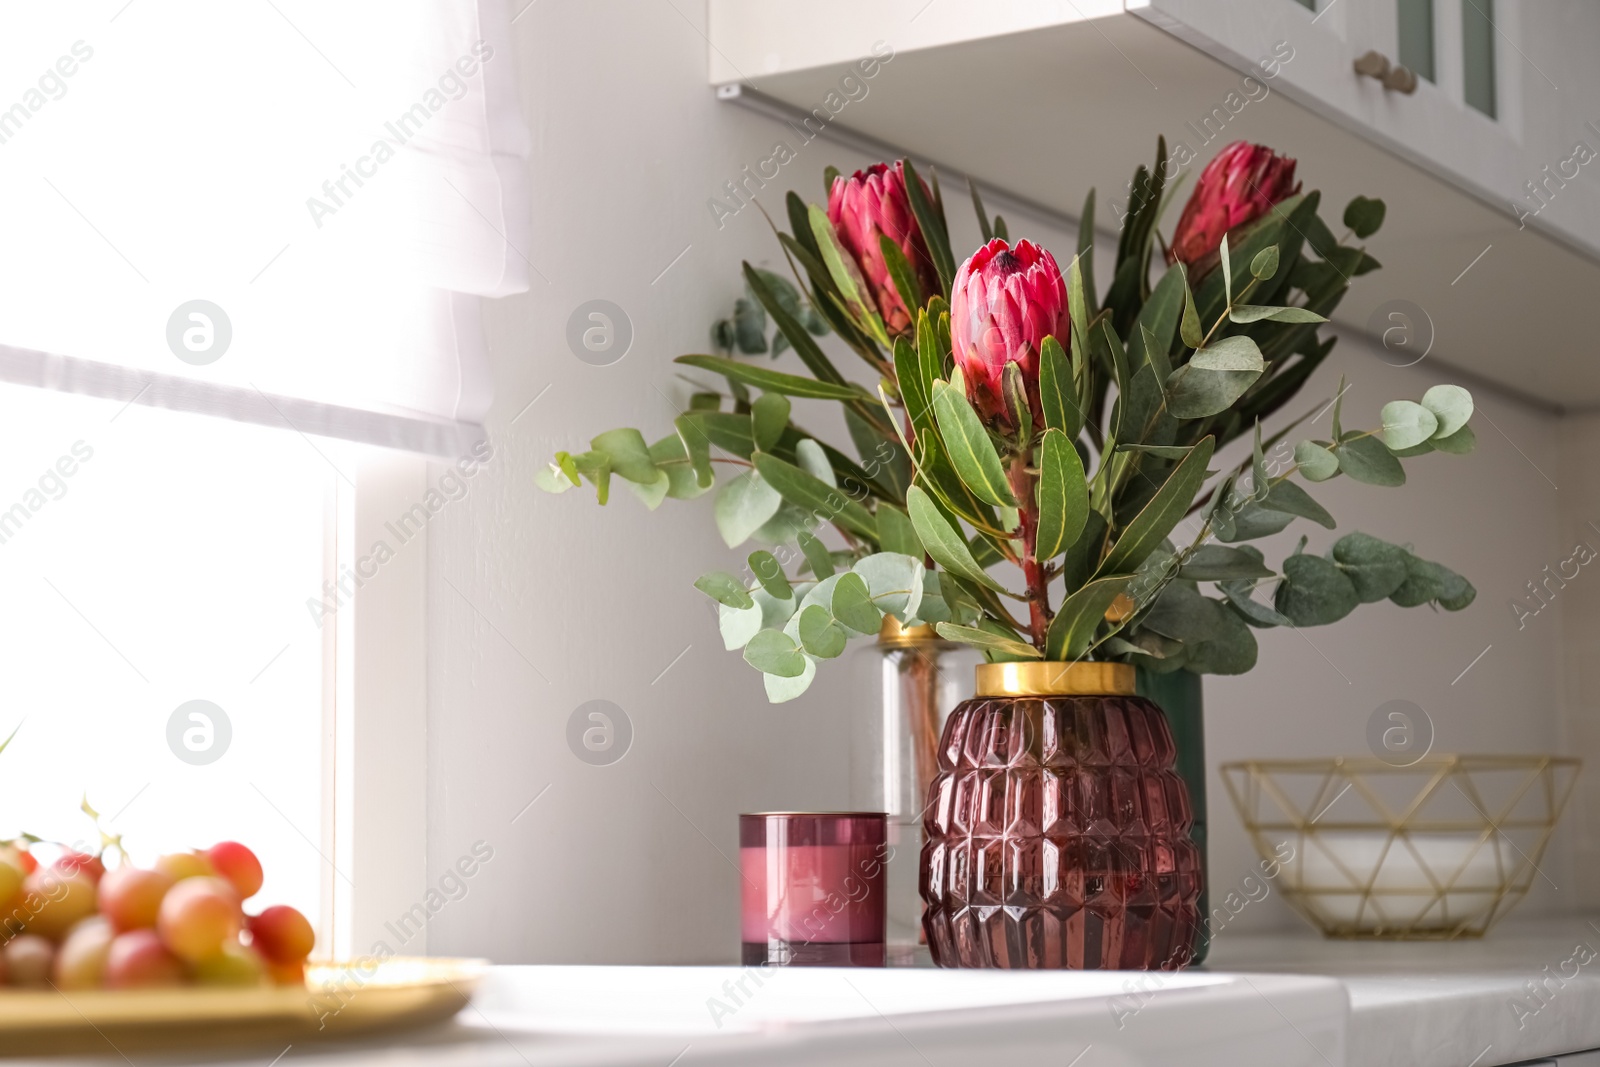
[422,0,1573,963]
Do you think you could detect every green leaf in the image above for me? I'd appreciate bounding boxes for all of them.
[808,204,888,344]
[1391,555,1476,610]
[875,504,921,558]
[936,623,1042,659]
[852,552,925,620]
[1046,575,1133,660]
[751,393,791,452]
[1059,510,1108,594]
[1214,500,1295,543]
[906,486,1007,594]
[732,297,767,354]
[900,159,955,295]
[1183,602,1259,674]
[1251,246,1280,280]
[1098,436,1214,577]
[831,571,884,634]
[1078,188,1098,314]
[1133,268,1184,382]
[1335,434,1406,487]
[534,462,577,494]
[1039,335,1080,437]
[1331,376,1347,440]
[753,453,877,541]
[743,263,845,386]
[1035,429,1088,560]
[669,417,715,491]
[674,355,861,401]
[1343,195,1387,239]
[590,428,657,484]
[1220,234,1234,305]
[1330,532,1410,603]
[1178,545,1275,581]
[695,571,753,610]
[1227,304,1328,324]
[1190,335,1265,373]
[1003,361,1032,444]
[748,550,793,600]
[1294,439,1340,482]
[794,438,835,487]
[798,604,848,658]
[1260,480,1336,529]
[1068,254,1092,367]
[1432,423,1477,455]
[625,469,671,510]
[1116,444,1194,460]
[797,531,835,578]
[763,656,817,703]
[715,470,783,547]
[1380,400,1439,451]
[1275,554,1359,626]
[931,380,1017,506]
[1421,384,1473,438]
[1165,364,1260,419]
[878,231,924,323]
[969,180,993,244]
[688,392,721,412]
[744,629,807,677]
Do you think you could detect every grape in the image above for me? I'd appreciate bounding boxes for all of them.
[21,869,98,941]
[157,877,241,962]
[4,934,55,987]
[53,851,105,884]
[192,942,266,987]
[154,852,214,883]
[104,930,184,989]
[98,866,175,933]
[246,905,314,964]
[54,917,114,989]
[204,842,263,900]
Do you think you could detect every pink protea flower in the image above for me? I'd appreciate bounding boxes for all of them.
[949,238,1069,431]
[827,162,940,336]
[1168,141,1300,272]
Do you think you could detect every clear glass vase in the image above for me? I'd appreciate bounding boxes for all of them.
[850,618,982,964]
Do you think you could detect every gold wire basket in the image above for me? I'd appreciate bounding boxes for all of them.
[1221,756,1579,940]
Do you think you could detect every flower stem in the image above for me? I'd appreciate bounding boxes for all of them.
[1008,452,1052,648]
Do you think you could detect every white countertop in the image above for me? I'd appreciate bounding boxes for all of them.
[32,916,1600,1067]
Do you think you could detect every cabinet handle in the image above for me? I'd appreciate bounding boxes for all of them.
[1353,50,1419,94]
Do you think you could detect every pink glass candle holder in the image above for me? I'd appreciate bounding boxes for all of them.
[740,812,888,967]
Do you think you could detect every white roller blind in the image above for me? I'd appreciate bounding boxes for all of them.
[0,0,529,457]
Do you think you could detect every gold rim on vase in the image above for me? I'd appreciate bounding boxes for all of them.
[974,661,1136,697]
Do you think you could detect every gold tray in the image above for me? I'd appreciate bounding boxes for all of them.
[0,957,487,1056]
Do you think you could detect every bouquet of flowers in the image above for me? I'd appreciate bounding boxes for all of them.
[538,139,1477,701]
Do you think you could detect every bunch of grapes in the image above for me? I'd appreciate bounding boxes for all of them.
[0,841,315,990]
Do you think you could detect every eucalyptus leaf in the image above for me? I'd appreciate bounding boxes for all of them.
[1251,246,1280,280]
[1335,434,1406,487]
[794,438,835,487]
[852,552,925,621]
[1260,480,1336,529]
[1432,423,1477,455]
[625,469,671,510]
[797,531,834,578]
[1165,364,1260,419]
[764,655,817,703]
[714,470,783,547]
[1178,544,1275,581]
[1421,384,1474,438]
[1190,335,1265,373]
[1380,400,1439,451]
[798,604,849,658]
[748,550,793,600]
[1179,264,1203,349]
[1391,555,1476,609]
[1227,304,1328,325]
[1343,195,1387,238]
[590,428,657,484]
[827,571,882,634]
[751,393,791,452]
[695,571,753,610]
[672,416,715,489]
[1275,554,1359,626]
[1294,440,1340,482]
[1330,532,1410,602]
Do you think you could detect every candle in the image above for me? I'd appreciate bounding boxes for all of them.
[740,813,887,967]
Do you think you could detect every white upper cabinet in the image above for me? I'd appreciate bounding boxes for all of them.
[707,0,1600,407]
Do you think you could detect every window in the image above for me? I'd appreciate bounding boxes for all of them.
[0,384,334,937]
[1461,0,1497,117]
[1397,0,1436,83]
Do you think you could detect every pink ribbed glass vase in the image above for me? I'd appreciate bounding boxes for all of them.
[920,662,1201,970]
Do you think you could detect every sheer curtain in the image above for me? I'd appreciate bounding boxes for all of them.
[0,0,529,456]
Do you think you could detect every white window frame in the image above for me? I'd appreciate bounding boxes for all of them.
[322,451,432,960]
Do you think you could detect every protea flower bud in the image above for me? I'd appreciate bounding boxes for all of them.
[1169,141,1300,272]
[949,238,1069,432]
[827,162,940,336]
